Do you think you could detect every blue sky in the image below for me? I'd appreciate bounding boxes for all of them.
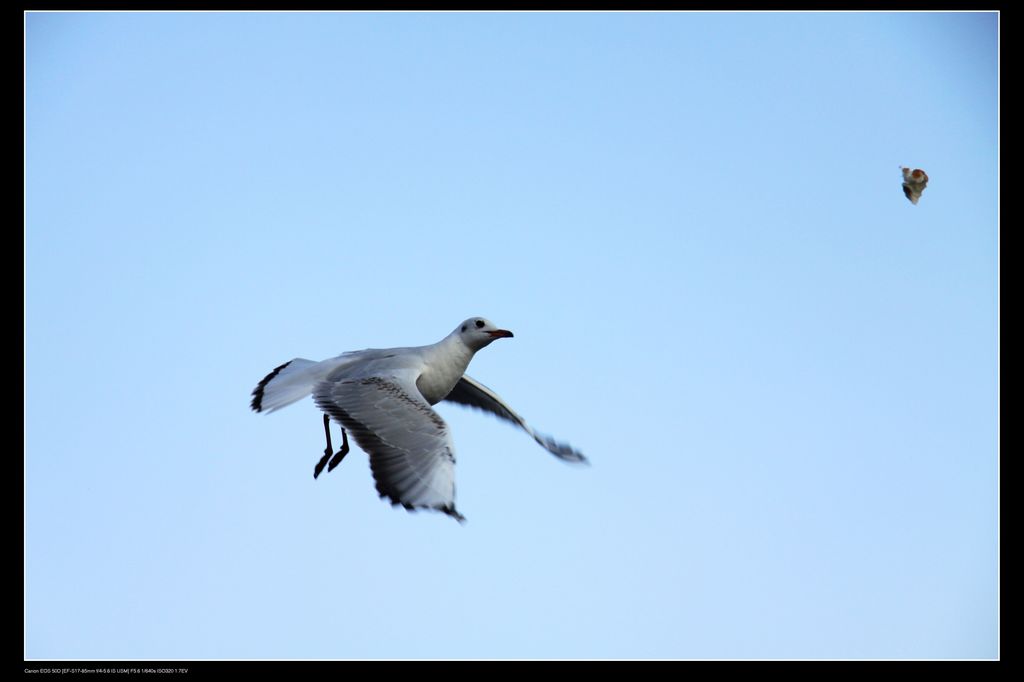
[25,11,998,660]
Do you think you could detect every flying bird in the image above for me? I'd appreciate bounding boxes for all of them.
[250,317,586,522]
[901,167,929,204]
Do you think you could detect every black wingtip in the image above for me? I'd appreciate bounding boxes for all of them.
[250,360,292,413]
[558,444,589,465]
[537,434,589,465]
[442,505,468,524]
[384,496,466,524]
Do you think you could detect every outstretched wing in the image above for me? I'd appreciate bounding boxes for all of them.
[313,369,465,521]
[443,375,587,464]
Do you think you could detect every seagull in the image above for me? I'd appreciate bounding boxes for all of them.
[250,317,586,522]
[901,166,929,204]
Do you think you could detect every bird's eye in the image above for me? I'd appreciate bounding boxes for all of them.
[475,320,485,328]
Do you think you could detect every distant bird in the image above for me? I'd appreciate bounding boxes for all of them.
[901,167,929,204]
[250,317,586,522]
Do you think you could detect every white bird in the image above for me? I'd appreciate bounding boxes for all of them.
[250,317,586,522]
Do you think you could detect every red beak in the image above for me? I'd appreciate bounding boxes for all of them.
[488,329,514,339]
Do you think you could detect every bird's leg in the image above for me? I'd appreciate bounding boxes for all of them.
[327,428,350,472]
[314,414,333,479]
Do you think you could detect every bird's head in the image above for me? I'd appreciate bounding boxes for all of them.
[455,317,514,351]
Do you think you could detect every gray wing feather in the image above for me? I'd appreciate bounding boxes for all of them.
[313,370,465,521]
[443,376,587,464]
